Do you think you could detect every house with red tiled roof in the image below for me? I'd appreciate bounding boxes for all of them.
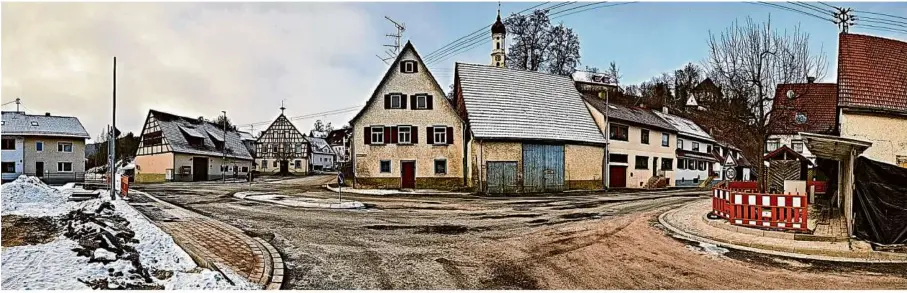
[767,82,839,164]
[835,33,907,167]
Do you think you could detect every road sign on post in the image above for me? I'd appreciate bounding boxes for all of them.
[337,173,344,203]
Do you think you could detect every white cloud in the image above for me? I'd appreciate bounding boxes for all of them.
[2,2,380,140]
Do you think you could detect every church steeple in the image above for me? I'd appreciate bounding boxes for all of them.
[490,2,506,68]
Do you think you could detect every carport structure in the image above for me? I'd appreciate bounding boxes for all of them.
[800,132,872,236]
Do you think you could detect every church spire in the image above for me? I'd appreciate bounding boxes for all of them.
[490,2,506,68]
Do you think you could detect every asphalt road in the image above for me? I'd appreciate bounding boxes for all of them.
[133,175,907,289]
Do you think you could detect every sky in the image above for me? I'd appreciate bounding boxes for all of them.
[2,1,905,142]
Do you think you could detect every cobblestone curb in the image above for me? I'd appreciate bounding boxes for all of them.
[699,211,849,242]
[658,201,907,264]
[128,191,286,289]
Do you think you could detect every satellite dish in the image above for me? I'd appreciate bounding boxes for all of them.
[786,89,796,100]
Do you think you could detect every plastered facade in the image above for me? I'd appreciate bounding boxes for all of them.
[22,136,86,174]
[840,111,907,165]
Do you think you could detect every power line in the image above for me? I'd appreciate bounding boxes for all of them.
[855,9,907,22]
[548,1,608,18]
[857,15,907,27]
[551,2,636,20]
[817,2,837,10]
[855,23,907,34]
[787,2,834,17]
[754,2,835,23]
[237,106,363,127]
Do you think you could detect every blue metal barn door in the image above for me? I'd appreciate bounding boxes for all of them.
[522,144,565,193]
[486,161,518,194]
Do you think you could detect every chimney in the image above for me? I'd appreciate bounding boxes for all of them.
[807,76,816,83]
[45,112,51,116]
[662,106,669,114]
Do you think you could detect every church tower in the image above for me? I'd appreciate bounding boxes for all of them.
[490,3,506,68]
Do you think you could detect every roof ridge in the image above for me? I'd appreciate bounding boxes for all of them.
[456,62,574,81]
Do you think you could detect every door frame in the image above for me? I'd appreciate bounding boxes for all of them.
[400,160,416,189]
[35,161,45,178]
[192,157,209,181]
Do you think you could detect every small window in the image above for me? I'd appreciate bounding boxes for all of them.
[609,153,628,163]
[635,156,649,170]
[677,158,685,170]
[295,160,301,168]
[706,145,712,153]
[371,126,384,144]
[401,60,417,73]
[661,133,670,147]
[273,160,278,167]
[57,142,73,153]
[766,140,780,152]
[380,160,391,173]
[2,138,15,150]
[390,94,402,109]
[610,124,629,141]
[434,159,447,174]
[677,138,683,149]
[398,126,412,144]
[30,121,39,126]
[242,166,249,172]
[698,161,706,171]
[57,162,73,172]
[792,141,804,153]
[641,129,650,144]
[36,141,43,152]
[433,126,447,145]
[1,162,15,173]
[1,121,4,125]
[692,142,700,152]
[416,95,428,109]
[687,160,696,170]
[662,158,674,171]
[262,160,268,167]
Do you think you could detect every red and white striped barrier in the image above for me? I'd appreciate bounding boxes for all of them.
[711,187,808,232]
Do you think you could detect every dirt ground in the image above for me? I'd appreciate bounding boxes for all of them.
[1,215,59,247]
[132,175,907,289]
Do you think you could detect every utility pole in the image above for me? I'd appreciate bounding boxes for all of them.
[832,6,856,33]
[222,110,227,183]
[376,16,406,64]
[109,57,117,200]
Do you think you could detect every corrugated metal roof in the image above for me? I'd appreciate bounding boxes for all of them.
[456,63,606,145]
[148,110,253,160]
[653,111,714,142]
[1,111,90,138]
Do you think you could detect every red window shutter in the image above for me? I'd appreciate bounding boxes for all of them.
[384,95,391,109]
[427,95,434,109]
[401,95,408,109]
[390,126,399,144]
[383,127,391,144]
[446,127,454,144]
[364,127,371,144]
[426,127,434,144]
[412,127,419,144]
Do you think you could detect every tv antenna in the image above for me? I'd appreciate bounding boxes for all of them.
[376,16,406,64]
[832,6,856,33]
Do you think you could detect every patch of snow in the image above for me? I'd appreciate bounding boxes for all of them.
[93,248,117,262]
[1,237,133,290]
[110,200,196,272]
[687,242,729,257]
[1,175,73,216]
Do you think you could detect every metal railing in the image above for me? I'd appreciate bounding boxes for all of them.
[23,172,86,185]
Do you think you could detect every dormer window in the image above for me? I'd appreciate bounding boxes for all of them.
[30,121,38,126]
[400,60,418,73]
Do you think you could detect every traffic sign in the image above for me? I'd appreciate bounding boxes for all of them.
[338,173,345,185]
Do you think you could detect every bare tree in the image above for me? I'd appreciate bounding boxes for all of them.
[705,16,827,191]
[505,10,552,71]
[214,114,232,130]
[544,24,581,76]
[607,61,622,86]
[673,63,703,110]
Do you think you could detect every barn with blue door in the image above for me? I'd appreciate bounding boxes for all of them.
[454,63,608,194]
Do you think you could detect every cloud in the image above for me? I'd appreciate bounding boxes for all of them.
[2,2,380,140]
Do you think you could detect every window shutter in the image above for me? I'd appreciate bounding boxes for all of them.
[446,127,454,144]
[412,127,419,144]
[401,94,408,109]
[399,62,406,73]
[410,95,417,109]
[390,126,399,144]
[384,95,391,109]
[426,127,434,144]
[427,95,434,109]
[364,127,371,144]
[383,127,391,144]
[412,62,419,73]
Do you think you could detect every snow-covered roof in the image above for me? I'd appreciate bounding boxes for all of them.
[304,136,335,155]
[456,63,606,145]
[652,111,715,142]
[571,70,615,86]
[1,111,90,139]
[237,131,256,141]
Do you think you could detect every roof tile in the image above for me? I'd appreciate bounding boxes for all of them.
[837,33,907,114]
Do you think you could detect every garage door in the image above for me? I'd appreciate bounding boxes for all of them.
[523,144,565,193]
[486,161,518,194]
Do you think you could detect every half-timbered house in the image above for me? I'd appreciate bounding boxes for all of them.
[255,107,309,175]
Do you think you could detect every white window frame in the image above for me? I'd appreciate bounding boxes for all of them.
[662,133,670,147]
[792,140,804,153]
[58,142,73,153]
[390,94,402,109]
[380,160,392,173]
[36,141,43,152]
[370,126,385,144]
[434,159,447,174]
[433,126,447,145]
[403,61,415,73]
[416,95,428,109]
[398,126,412,144]
[692,142,700,152]
[766,139,780,152]
[57,162,73,172]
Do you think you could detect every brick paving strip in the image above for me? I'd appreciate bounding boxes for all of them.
[659,199,907,263]
[126,191,284,289]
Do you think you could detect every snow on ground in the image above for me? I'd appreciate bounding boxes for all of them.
[1,176,256,290]
[234,191,365,209]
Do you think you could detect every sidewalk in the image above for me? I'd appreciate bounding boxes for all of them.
[126,191,285,289]
[659,199,907,263]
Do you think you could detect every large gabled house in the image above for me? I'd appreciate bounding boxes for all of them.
[350,41,466,189]
[653,109,718,187]
[1,111,91,183]
[134,110,253,182]
[304,136,335,171]
[255,107,309,175]
[455,63,607,193]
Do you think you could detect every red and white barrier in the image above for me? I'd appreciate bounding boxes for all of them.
[711,187,808,232]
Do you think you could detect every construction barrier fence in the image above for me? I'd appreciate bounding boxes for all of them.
[712,186,809,232]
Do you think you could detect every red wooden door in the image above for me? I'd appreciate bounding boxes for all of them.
[401,161,416,189]
[609,166,627,188]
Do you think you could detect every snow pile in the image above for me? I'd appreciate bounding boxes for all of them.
[1,175,73,216]
[109,199,195,272]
